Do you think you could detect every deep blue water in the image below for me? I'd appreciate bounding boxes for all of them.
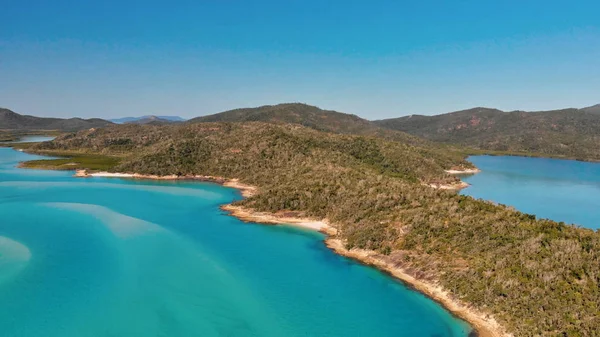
[462,155,600,229]
[0,147,471,337]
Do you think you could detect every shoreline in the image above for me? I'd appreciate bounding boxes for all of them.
[221,204,337,235]
[74,169,257,197]
[73,168,506,337]
[445,168,481,175]
[426,167,481,190]
[325,239,507,337]
[427,181,470,190]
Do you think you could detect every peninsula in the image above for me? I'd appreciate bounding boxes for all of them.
[18,116,600,336]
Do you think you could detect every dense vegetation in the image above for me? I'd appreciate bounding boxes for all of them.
[189,103,376,134]
[375,105,600,161]
[0,107,113,131]
[28,122,600,336]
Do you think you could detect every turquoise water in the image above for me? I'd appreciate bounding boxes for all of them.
[462,155,600,230]
[0,147,471,337]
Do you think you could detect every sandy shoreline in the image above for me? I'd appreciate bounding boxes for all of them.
[426,167,481,190]
[74,170,257,197]
[225,202,507,336]
[325,239,508,337]
[221,204,337,235]
[427,181,471,190]
[73,169,507,337]
[445,168,481,175]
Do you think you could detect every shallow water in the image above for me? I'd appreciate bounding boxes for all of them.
[462,155,600,229]
[0,147,471,337]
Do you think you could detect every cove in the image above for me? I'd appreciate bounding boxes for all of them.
[462,155,600,230]
[0,147,471,337]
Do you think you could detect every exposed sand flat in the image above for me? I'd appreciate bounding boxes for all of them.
[221,204,336,235]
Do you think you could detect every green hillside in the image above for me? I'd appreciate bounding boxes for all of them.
[375,105,600,161]
[188,103,442,147]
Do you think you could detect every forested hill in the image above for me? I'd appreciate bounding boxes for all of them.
[32,122,471,183]
[374,105,600,160]
[188,103,431,146]
[189,103,373,133]
[0,108,113,131]
[26,122,600,336]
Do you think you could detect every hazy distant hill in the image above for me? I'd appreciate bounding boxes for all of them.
[374,105,600,160]
[0,108,113,131]
[111,115,185,124]
[581,104,600,114]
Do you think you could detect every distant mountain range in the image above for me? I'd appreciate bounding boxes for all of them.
[4,102,600,160]
[0,108,113,131]
[374,104,600,161]
[110,115,186,124]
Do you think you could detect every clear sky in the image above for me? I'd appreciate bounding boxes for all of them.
[1,0,599,119]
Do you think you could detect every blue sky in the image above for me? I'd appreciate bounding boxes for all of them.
[1,0,599,119]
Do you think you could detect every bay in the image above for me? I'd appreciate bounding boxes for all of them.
[462,155,600,230]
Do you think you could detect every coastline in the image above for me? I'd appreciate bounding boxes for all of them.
[74,169,257,197]
[425,167,481,190]
[72,168,507,337]
[427,181,470,190]
[221,204,337,235]
[325,239,508,337]
[445,168,481,175]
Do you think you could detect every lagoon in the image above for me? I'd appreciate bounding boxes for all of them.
[0,147,471,337]
[462,155,600,230]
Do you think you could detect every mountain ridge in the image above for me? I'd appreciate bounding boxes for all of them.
[374,105,600,160]
[0,108,113,131]
[187,103,443,149]
[110,115,186,124]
